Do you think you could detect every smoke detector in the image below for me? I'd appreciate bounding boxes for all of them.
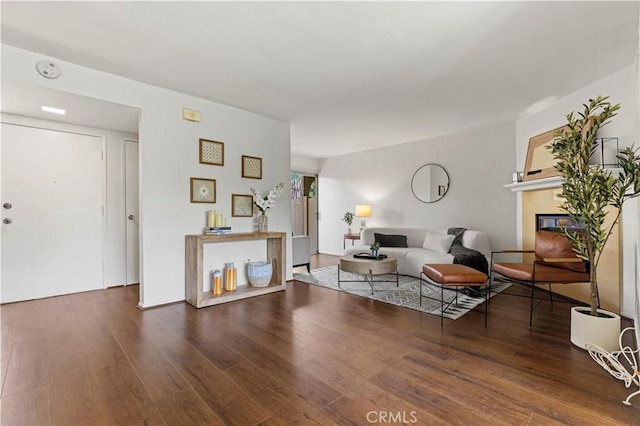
[36,60,61,79]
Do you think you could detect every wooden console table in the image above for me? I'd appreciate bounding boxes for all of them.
[185,232,286,308]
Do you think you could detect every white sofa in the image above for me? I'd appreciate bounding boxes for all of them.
[343,227,492,278]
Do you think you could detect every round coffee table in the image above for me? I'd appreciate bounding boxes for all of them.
[338,255,398,294]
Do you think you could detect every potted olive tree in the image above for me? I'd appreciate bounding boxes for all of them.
[550,96,640,351]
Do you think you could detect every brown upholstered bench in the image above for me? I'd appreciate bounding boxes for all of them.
[420,264,490,326]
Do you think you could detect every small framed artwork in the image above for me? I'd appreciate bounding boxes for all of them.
[190,177,216,203]
[199,139,224,166]
[241,155,262,179]
[232,194,254,217]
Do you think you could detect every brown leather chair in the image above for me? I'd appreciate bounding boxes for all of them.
[490,230,591,326]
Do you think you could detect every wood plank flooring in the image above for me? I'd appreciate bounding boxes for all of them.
[2,254,638,425]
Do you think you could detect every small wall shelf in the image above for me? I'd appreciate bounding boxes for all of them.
[185,231,286,308]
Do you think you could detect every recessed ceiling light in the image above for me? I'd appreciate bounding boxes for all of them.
[41,105,66,115]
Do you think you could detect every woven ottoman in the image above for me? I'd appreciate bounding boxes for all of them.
[420,264,490,326]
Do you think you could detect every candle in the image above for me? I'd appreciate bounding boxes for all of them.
[215,213,222,227]
[207,210,215,228]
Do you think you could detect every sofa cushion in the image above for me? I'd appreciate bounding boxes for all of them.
[422,232,455,253]
[374,233,408,248]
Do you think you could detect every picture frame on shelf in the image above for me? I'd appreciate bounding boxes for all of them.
[190,177,216,203]
[232,194,254,217]
[242,155,262,179]
[523,125,568,181]
[199,139,224,166]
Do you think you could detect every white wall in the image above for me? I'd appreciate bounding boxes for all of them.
[291,154,320,175]
[515,65,639,318]
[1,45,292,308]
[515,66,637,182]
[318,121,517,255]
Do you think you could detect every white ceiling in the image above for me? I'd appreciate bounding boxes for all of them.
[1,1,638,159]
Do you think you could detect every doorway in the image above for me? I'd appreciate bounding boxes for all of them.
[291,172,318,253]
[1,82,140,303]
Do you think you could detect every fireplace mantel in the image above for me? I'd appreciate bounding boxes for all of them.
[504,168,622,192]
[503,176,563,192]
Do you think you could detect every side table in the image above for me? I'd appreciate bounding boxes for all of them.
[343,232,361,249]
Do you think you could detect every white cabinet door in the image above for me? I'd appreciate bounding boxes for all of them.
[1,124,104,303]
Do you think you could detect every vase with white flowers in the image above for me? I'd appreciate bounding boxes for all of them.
[250,182,284,232]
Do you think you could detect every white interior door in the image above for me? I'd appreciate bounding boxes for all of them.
[125,139,139,285]
[1,123,104,303]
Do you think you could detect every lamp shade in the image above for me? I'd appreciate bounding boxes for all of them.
[355,204,371,217]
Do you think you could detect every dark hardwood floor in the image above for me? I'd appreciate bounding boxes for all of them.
[2,254,638,425]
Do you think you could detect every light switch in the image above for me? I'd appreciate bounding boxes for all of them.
[182,108,201,122]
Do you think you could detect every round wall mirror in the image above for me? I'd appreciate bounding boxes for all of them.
[411,164,450,203]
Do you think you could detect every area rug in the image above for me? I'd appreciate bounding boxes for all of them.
[293,266,510,320]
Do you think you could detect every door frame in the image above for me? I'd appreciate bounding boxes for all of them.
[291,170,319,254]
[123,137,139,286]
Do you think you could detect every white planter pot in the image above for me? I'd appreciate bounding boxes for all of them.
[570,306,621,352]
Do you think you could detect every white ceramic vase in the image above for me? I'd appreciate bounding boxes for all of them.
[570,306,621,352]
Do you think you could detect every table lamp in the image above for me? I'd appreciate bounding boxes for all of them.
[355,204,371,230]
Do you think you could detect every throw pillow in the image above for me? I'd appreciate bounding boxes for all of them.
[422,232,455,253]
[374,233,408,248]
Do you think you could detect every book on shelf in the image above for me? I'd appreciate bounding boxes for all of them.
[207,226,231,231]
[203,227,232,235]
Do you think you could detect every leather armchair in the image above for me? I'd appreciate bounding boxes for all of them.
[490,230,590,326]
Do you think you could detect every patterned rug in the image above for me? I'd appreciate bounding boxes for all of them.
[293,266,510,320]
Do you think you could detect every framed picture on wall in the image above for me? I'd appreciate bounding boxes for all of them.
[199,139,224,166]
[231,194,254,217]
[190,177,216,203]
[241,155,262,179]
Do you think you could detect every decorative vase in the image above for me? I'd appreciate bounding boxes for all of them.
[224,262,237,292]
[570,306,621,352]
[258,213,268,232]
[212,269,223,295]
